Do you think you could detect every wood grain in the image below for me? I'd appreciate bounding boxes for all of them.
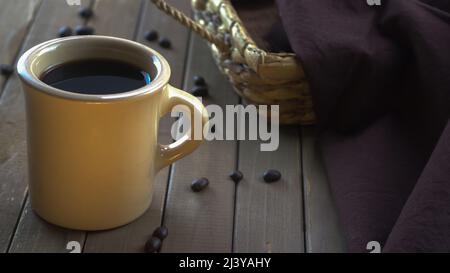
[8,199,86,253]
[160,34,239,253]
[82,0,192,253]
[0,0,41,95]
[89,0,142,39]
[301,127,346,253]
[5,0,91,253]
[0,0,346,253]
[10,0,146,252]
[234,126,305,253]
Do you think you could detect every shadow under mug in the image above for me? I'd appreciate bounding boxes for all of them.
[17,35,209,230]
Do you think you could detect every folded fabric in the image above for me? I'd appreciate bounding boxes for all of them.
[276,0,450,252]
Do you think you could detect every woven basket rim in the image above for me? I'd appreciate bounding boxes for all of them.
[151,0,315,124]
[207,0,297,61]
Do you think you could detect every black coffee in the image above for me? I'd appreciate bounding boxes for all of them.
[40,59,152,95]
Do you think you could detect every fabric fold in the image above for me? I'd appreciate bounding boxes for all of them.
[276,0,450,252]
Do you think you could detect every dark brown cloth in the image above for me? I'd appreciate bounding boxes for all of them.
[276,0,450,252]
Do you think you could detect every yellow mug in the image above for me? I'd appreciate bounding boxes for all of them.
[17,36,208,230]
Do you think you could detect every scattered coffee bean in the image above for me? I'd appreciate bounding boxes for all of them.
[0,64,14,76]
[191,85,208,97]
[144,30,159,42]
[191,178,209,192]
[75,25,94,35]
[144,236,162,253]
[263,169,281,183]
[193,75,206,86]
[78,7,94,19]
[152,226,169,241]
[159,38,171,49]
[229,170,243,183]
[58,26,73,37]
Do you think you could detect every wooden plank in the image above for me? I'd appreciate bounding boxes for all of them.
[0,0,42,250]
[5,0,91,253]
[0,0,41,95]
[301,127,346,253]
[10,0,146,252]
[89,0,143,39]
[8,199,86,253]
[234,126,305,253]
[82,0,191,252]
[11,0,144,253]
[160,35,238,253]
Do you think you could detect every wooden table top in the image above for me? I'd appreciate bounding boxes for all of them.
[0,0,345,253]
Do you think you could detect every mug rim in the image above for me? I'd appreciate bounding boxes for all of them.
[17,35,171,101]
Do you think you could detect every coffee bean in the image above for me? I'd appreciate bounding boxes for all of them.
[191,178,209,192]
[144,30,159,42]
[152,226,169,241]
[58,26,73,37]
[159,38,171,49]
[75,25,94,35]
[78,7,94,19]
[263,169,281,183]
[191,85,208,97]
[0,64,14,76]
[193,75,206,86]
[144,236,162,253]
[229,170,243,183]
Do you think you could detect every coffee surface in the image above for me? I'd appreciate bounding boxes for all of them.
[41,59,151,95]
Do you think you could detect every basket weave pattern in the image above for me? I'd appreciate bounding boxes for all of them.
[152,0,315,124]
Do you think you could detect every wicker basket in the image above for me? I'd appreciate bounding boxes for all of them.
[151,0,315,124]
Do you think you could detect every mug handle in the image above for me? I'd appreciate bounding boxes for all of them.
[155,85,209,171]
